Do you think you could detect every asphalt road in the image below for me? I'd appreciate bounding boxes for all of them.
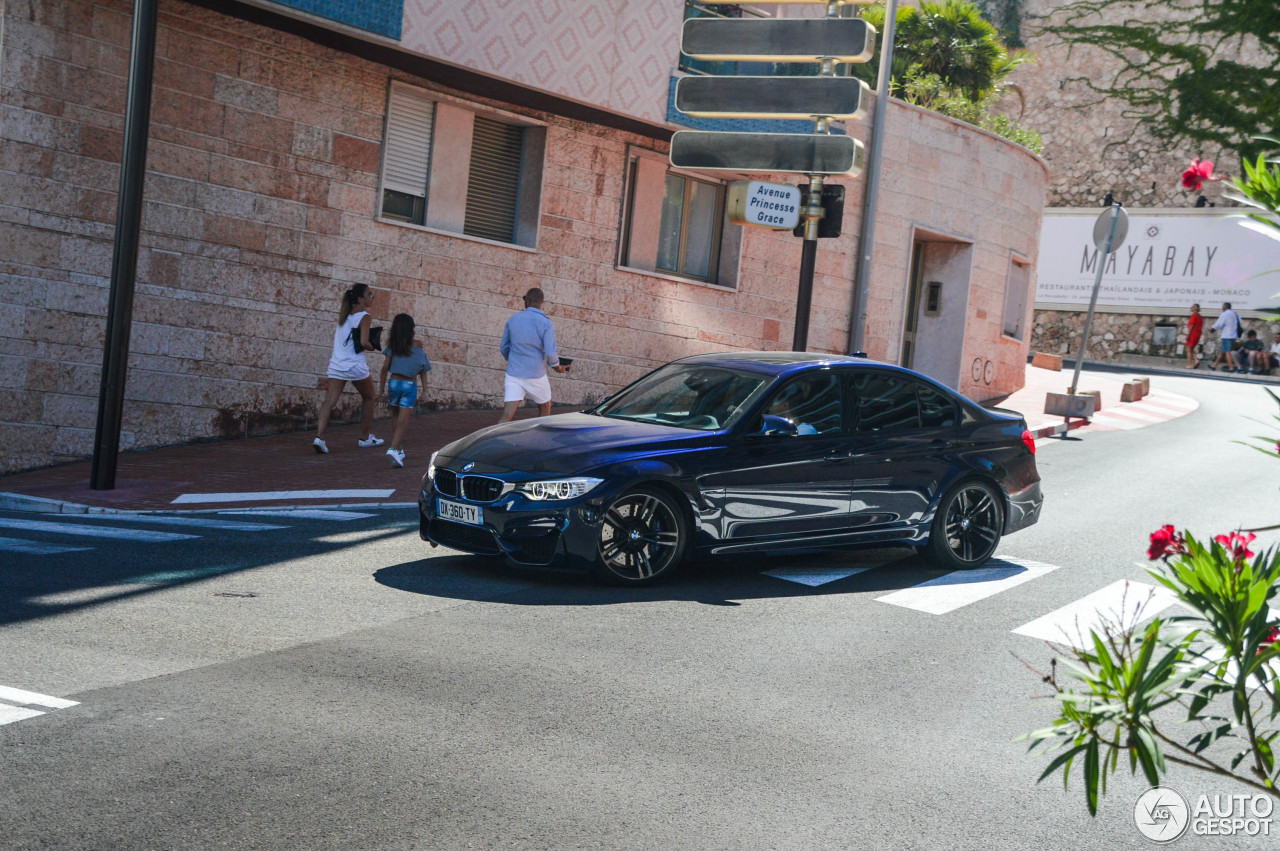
[1,373,1277,850]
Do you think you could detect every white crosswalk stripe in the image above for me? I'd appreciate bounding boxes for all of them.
[0,510,309,556]
[218,509,375,521]
[56,514,288,531]
[876,557,1061,614]
[1012,579,1179,647]
[0,685,79,727]
[765,565,879,587]
[0,536,93,555]
[0,517,200,542]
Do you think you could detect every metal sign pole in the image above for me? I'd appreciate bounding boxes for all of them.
[793,172,825,351]
[1068,203,1124,395]
[848,0,897,355]
[792,1,844,352]
[91,0,159,490]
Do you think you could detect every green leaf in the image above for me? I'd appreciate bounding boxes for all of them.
[1084,739,1101,816]
[1036,743,1087,786]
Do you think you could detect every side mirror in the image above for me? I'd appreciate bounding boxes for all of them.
[752,414,799,438]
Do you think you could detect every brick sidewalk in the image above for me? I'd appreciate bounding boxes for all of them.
[0,406,575,513]
[0,367,1200,513]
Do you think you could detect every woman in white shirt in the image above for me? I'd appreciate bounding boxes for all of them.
[313,284,383,453]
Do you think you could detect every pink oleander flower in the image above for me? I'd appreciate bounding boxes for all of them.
[1258,626,1279,657]
[1213,531,1256,563]
[1148,525,1186,561]
[1181,157,1218,192]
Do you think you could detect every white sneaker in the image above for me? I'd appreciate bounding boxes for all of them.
[387,448,405,468]
[358,434,384,448]
[313,437,328,454]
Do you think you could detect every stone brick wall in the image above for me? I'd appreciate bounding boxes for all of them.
[0,0,1047,474]
[1011,0,1270,209]
[1032,310,1280,363]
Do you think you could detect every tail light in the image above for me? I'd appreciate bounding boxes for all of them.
[1021,429,1036,455]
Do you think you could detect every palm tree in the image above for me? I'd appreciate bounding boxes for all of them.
[853,0,1030,102]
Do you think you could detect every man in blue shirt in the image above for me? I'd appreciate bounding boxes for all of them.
[498,287,566,423]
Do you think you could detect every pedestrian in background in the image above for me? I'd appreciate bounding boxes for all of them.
[314,283,384,453]
[1209,301,1243,372]
[1233,330,1265,374]
[1183,303,1203,369]
[378,313,431,468]
[497,287,566,423]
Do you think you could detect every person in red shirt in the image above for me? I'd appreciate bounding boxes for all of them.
[1184,303,1204,369]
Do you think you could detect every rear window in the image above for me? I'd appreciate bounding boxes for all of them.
[852,374,920,432]
[918,383,958,428]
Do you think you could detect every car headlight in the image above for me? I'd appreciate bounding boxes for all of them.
[427,451,439,481]
[516,477,604,501]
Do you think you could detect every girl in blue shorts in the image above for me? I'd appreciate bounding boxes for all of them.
[378,314,431,468]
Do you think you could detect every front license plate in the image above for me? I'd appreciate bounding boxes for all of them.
[437,497,482,526]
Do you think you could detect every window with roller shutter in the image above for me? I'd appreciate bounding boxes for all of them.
[377,82,544,248]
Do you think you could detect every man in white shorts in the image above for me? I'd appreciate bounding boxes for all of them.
[498,287,567,423]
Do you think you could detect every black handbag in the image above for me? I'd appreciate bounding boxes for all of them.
[350,325,383,354]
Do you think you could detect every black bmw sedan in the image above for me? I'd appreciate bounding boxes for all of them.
[420,352,1042,585]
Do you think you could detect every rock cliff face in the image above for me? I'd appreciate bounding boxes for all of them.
[978,0,1270,208]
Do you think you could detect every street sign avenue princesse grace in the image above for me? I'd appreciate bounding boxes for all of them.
[728,181,802,230]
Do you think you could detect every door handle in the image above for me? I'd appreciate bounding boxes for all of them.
[823,450,848,462]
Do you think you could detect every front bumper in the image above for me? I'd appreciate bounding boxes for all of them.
[418,482,611,572]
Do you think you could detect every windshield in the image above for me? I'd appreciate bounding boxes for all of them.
[592,364,771,431]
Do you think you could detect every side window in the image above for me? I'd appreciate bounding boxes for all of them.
[917,383,958,428]
[619,148,735,287]
[764,372,844,435]
[852,373,921,432]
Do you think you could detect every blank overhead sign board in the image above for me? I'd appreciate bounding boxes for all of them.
[681,18,874,63]
[675,76,869,120]
[670,131,866,176]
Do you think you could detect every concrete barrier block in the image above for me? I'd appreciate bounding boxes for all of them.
[1136,376,1150,395]
[1081,389,1103,411]
[1044,392,1097,418]
[1031,352,1063,371]
[1120,381,1142,403]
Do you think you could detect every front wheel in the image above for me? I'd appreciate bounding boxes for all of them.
[924,480,1004,570]
[591,487,688,585]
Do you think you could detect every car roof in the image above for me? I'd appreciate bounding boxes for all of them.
[674,350,906,378]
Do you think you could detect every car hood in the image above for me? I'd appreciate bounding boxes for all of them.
[437,413,714,475]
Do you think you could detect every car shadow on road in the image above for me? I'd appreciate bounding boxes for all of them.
[374,545,958,606]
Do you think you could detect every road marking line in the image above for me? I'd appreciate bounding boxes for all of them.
[0,518,199,542]
[1098,407,1166,423]
[1012,580,1179,648]
[0,706,46,725]
[764,566,878,586]
[59,514,288,531]
[171,489,395,504]
[875,557,1061,614]
[0,536,93,555]
[0,685,79,709]
[218,509,375,521]
[1138,397,1197,414]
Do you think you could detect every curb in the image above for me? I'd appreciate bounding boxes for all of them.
[1029,418,1090,441]
[0,493,124,515]
[0,492,418,516]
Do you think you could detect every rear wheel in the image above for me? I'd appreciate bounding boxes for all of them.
[924,480,1003,570]
[591,487,688,585]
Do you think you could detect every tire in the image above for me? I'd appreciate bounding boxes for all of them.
[924,479,1004,570]
[591,486,688,585]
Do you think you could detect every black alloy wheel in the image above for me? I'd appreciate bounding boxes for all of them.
[593,487,688,584]
[925,479,1004,570]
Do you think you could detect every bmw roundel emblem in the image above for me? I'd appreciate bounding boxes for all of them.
[462,462,475,473]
